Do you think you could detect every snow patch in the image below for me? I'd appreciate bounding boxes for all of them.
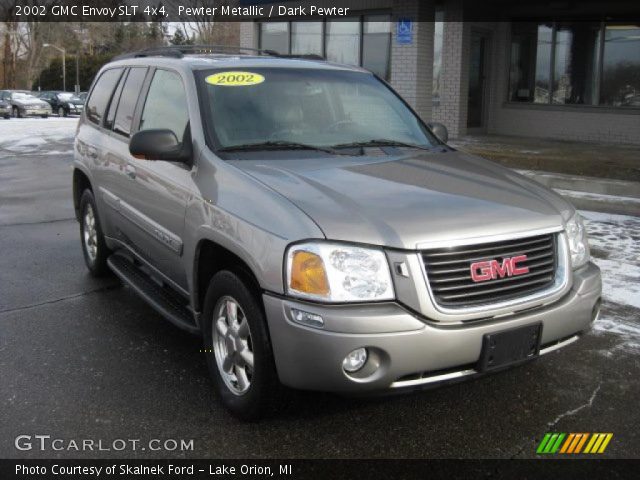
[559,189,640,207]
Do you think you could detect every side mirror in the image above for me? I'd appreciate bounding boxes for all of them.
[129,129,191,162]
[427,122,448,144]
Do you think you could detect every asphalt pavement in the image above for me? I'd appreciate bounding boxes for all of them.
[1,119,638,459]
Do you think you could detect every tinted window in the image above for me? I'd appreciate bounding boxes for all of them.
[140,70,189,142]
[552,22,600,105]
[86,68,123,125]
[112,67,147,137]
[105,73,126,130]
[601,24,640,106]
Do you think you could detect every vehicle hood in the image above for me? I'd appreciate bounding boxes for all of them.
[13,98,49,107]
[229,150,573,249]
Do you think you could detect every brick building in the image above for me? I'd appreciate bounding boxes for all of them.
[238,0,640,144]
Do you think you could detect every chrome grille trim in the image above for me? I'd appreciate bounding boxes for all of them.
[416,228,570,318]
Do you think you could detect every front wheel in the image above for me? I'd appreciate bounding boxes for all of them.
[202,271,280,421]
[79,189,111,276]
[58,106,66,117]
[12,107,22,118]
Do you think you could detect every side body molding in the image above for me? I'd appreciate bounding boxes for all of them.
[99,186,183,255]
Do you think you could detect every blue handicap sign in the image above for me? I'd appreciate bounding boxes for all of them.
[396,18,413,44]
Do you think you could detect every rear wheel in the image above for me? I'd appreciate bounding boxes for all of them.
[79,189,110,277]
[202,270,280,421]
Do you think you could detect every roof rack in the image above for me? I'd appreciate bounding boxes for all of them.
[269,53,325,61]
[113,45,326,62]
[113,45,276,61]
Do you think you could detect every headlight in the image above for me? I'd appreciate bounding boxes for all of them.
[565,212,590,269]
[286,242,394,302]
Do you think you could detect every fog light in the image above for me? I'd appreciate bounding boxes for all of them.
[342,348,368,373]
[291,308,324,328]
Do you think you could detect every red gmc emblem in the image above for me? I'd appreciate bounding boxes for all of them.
[470,255,529,282]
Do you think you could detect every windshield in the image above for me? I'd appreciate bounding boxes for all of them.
[199,68,438,152]
[12,92,36,100]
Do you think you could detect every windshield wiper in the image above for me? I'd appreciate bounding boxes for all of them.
[330,139,434,152]
[218,140,344,155]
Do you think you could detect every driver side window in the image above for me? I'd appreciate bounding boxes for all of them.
[139,70,189,142]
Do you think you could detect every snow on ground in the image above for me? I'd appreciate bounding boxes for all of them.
[581,211,640,352]
[0,117,77,157]
[559,189,640,210]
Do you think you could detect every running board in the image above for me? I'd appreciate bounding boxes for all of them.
[107,254,199,335]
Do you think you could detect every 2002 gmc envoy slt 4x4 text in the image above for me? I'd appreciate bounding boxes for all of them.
[72,46,602,420]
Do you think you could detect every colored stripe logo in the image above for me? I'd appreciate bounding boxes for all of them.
[537,433,613,454]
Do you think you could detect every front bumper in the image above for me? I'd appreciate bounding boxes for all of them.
[22,109,50,116]
[263,262,601,393]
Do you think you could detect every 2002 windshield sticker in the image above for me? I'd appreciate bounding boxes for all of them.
[206,72,265,86]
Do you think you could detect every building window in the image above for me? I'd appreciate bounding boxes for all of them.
[601,24,640,107]
[432,9,444,102]
[258,15,392,80]
[326,19,361,65]
[260,21,289,54]
[509,22,552,104]
[362,15,392,80]
[291,21,323,56]
[552,22,601,105]
[509,22,640,108]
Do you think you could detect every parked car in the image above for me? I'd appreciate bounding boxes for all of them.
[0,94,10,119]
[1,90,51,118]
[38,91,85,117]
[73,46,602,420]
[78,91,88,102]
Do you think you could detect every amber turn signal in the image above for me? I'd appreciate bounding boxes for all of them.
[289,250,330,297]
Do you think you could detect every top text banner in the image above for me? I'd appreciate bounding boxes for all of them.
[2,0,638,22]
[1,0,362,22]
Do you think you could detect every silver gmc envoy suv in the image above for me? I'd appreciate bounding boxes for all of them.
[73,46,602,419]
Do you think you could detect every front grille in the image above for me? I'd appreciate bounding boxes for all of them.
[421,233,557,308]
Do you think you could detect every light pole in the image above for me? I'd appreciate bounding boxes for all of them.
[43,43,66,91]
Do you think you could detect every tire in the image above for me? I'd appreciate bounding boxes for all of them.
[3,114,9,120]
[41,114,48,119]
[202,270,280,421]
[12,107,22,118]
[79,189,111,277]
[58,106,66,117]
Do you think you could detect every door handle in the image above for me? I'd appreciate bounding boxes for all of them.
[124,164,136,179]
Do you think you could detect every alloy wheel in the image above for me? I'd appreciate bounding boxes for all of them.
[212,296,254,396]
[83,204,98,262]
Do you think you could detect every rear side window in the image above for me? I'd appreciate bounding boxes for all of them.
[112,67,148,137]
[139,70,189,142]
[86,68,123,126]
